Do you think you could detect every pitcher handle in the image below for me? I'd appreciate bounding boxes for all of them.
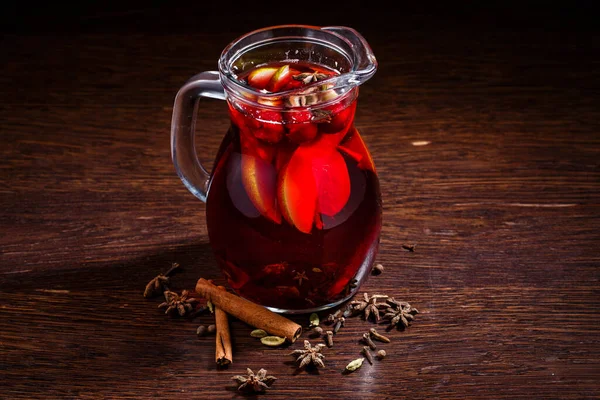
[171,71,226,202]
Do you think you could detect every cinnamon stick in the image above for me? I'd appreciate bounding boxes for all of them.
[195,278,302,343]
[215,286,232,367]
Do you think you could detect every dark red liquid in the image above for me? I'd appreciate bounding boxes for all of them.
[205,61,382,312]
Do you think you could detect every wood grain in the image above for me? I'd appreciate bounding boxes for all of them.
[1,4,599,399]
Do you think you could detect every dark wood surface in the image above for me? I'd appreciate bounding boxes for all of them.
[1,4,599,399]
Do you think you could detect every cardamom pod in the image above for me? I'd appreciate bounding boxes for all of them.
[250,329,268,338]
[260,336,286,347]
[309,313,319,328]
[344,358,365,372]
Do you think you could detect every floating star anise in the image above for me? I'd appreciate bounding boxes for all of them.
[231,368,277,393]
[348,293,389,322]
[143,263,180,298]
[289,340,326,369]
[293,271,308,286]
[158,289,198,316]
[383,298,419,329]
[292,71,330,85]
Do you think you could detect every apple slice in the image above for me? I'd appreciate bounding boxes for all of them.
[313,150,350,217]
[241,153,281,224]
[278,150,318,234]
[338,128,376,172]
[247,67,278,90]
[266,65,292,93]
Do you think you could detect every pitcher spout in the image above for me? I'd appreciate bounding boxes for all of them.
[321,26,378,87]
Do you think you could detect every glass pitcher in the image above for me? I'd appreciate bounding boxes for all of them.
[171,25,381,313]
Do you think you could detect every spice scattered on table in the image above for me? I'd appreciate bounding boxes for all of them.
[362,346,374,364]
[362,332,377,350]
[231,368,277,393]
[143,262,181,298]
[325,331,334,347]
[214,286,232,367]
[344,358,364,372]
[195,278,302,343]
[261,336,286,347]
[309,313,320,328]
[289,340,326,369]
[372,263,384,275]
[376,350,387,360]
[309,326,323,337]
[348,293,389,321]
[369,328,391,343]
[383,298,419,329]
[158,289,199,316]
[251,329,268,338]
[402,244,416,252]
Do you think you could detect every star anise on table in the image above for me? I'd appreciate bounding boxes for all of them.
[231,368,277,393]
[143,263,181,298]
[383,298,419,329]
[347,293,389,322]
[289,340,326,369]
[158,289,199,316]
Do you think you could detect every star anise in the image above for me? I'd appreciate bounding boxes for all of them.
[231,368,277,393]
[289,340,326,369]
[293,271,308,286]
[292,71,330,85]
[158,289,199,316]
[348,293,389,322]
[143,263,180,298]
[383,298,419,329]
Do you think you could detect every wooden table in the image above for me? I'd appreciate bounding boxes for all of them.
[1,4,598,399]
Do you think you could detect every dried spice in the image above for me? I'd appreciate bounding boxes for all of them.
[362,332,377,350]
[325,331,334,347]
[369,328,391,343]
[372,263,384,275]
[143,263,181,298]
[251,329,268,338]
[158,289,199,316]
[383,298,419,329]
[195,278,302,343]
[292,71,330,85]
[196,325,208,337]
[362,346,374,365]
[206,300,214,313]
[232,368,277,393]
[289,340,326,369]
[344,358,364,372]
[309,313,320,328]
[376,350,387,360]
[207,324,216,334]
[402,244,416,252]
[261,336,286,347]
[309,326,323,338]
[293,271,308,286]
[348,293,389,322]
[326,310,345,333]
